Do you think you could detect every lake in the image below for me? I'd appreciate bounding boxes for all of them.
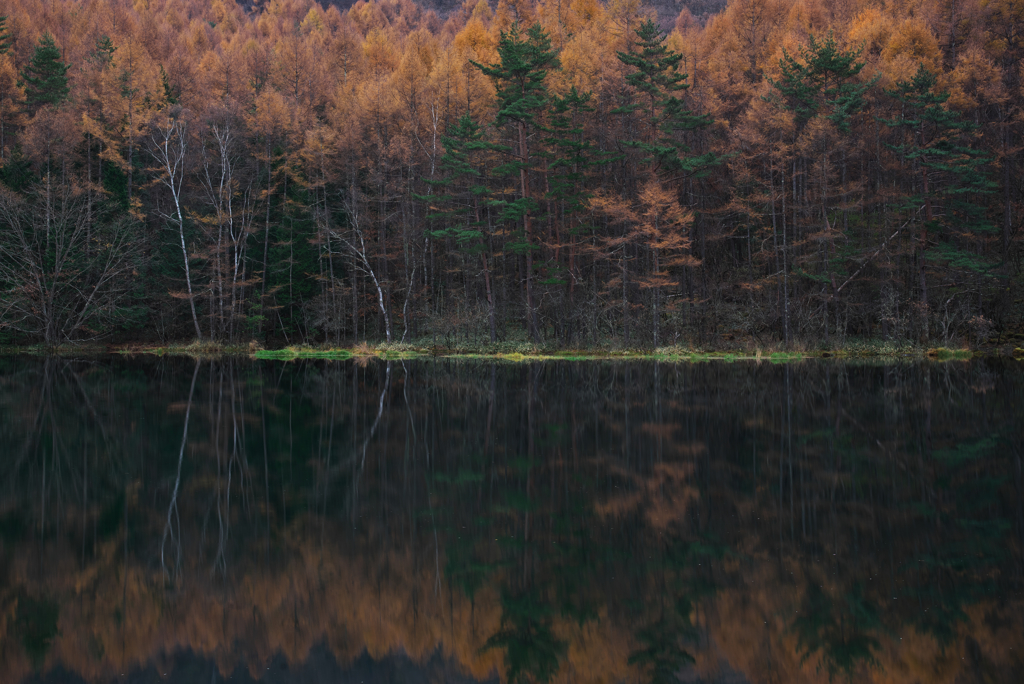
[1,356,1022,683]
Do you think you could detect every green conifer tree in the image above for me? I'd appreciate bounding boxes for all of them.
[768,32,877,339]
[419,113,498,341]
[540,86,607,313]
[616,19,717,177]
[544,87,598,223]
[770,32,874,134]
[160,66,177,105]
[90,35,116,68]
[21,33,70,113]
[883,64,997,321]
[472,22,559,342]
[0,15,12,55]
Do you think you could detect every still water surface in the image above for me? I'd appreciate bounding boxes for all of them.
[0,356,1022,683]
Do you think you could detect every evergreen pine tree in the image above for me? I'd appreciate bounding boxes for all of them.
[883,64,997,315]
[544,87,598,221]
[0,15,12,56]
[472,22,559,342]
[90,35,116,68]
[767,31,877,336]
[420,113,498,341]
[770,31,874,134]
[616,19,717,176]
[21,33,70,113]
[160,66,177,105]
[423,114,489,245]
[540,86,608,302]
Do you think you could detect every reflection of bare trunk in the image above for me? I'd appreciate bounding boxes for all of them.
[211,365,240,577]
[401,361,442,595]
[353,362,391,522]
[524,364,537,581]
[262,371,271,567]
[162,360,200,583]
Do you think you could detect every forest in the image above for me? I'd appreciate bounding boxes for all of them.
[0,0,1021,348]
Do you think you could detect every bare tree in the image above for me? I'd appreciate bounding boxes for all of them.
[150,113,203,339]
[199,120,257,340]
[336,186,393,343]
[0,181,138,345]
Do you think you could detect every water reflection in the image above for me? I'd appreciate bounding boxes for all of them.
[0,356,1022,683]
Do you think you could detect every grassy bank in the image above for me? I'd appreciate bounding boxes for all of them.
[119,339,1023,362]
[3,338,1020,362]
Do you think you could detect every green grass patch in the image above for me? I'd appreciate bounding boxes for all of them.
[253,347,354,361]
[252,348,298,360]
[926,347,973,361]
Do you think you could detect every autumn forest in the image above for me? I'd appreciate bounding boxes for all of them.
[0,0,1022,348]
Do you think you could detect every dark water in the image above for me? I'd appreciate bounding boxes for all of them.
[1,356,1022,684]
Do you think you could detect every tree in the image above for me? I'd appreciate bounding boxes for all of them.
[543,86,604,335]
[0,181,138,344]
[473,22,559,343]
[768,31,876,341]
[883,64,997,335]
[482,588,568,684]
[421,113,498,342]
[0,15,12,56]
[771,32,873,135]
[150,114,203,340]
[20,33,70,114]
[0,51,21,157]
[615,18,717,178]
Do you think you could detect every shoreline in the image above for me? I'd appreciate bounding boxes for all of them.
[2,340,1022,362]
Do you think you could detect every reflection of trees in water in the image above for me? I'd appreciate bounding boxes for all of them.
[482,589,567,684]
[0,357,1021,683]
[791,583,883,681]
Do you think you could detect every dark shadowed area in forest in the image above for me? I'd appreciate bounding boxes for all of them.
[0,355,1021,683]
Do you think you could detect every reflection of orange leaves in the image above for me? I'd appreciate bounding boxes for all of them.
[562,608,633,683]
[644,462,700,530]
[595,460,699,530]
[7,524,511,684]
[594,486,645,518]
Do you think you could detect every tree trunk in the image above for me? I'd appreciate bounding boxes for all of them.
[519,121,540,343]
